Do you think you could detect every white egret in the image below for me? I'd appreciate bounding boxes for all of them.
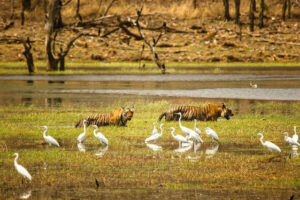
[77,119,87,143]
[169,127,189,147]
[205,127,219,142]
[194,119,201,136]
[14,153,32,181]
[145,124,164,143]
[283,132,300,146]
[42,126,60,147]
[257,133,281,153]
[293,126,298,142]
[152,122,158,135]
[92,125,108,146]
[175,112,194,137]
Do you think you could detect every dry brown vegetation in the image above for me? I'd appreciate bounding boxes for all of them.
[0,0,300,65]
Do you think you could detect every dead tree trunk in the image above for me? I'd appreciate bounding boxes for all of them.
[223,0,231,21]
[45,0,60,71]
[193,0,197,9]
[287,0,291,18]
[21,0,31,25]
[253,0,256,11]
[22,37,36,73]
[234,0,240,24]
[249,0,255,32]
[259,0,264,28]
[282,0,287,21]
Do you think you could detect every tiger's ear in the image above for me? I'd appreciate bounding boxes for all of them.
[222,103,226,109]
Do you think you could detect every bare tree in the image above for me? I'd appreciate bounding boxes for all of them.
[193,0,197,9]
[249,0,255,32]
[102,0,116,17]
[259,0,264,28]
[22,37,36,73]
[75,0,82,24]
[234,0,240,24]
[134,7,166,74]
[223,0,231,20]
[21,0,31,25]
[10,0,14,20]
[283,0,292,20]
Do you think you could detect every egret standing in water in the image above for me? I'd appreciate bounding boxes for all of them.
[42,126,60,147]
[14,153,32,182]
[205,127,219,142]
[175,112,194,137]
[169,127,189,147]
[283,132,300,146]
[145,124,164,143]
[293,126,298,143]
[77,119,87,143]
[92,125,108,146]
[257,133,281,153]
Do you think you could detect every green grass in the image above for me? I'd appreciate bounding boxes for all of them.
[0,100,300,199]
[0,61,300,75]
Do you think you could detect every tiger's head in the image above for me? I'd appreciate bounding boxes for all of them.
[220,103,234,120]
[120,106,134,125]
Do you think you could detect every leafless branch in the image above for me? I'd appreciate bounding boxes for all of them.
[102,0,116,17]
[134,6,166,74]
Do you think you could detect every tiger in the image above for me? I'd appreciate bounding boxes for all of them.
[158,103,234,122]
[75,106,134,127]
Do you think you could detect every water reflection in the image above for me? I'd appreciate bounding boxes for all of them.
[77,143,86,152]
[19,190,31,199]
[174,143,193,153]
[205,144,219,158]
[291,145,299,156]
[145,143,163,151]
[95,145,109,157]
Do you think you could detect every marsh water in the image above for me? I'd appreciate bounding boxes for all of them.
[0,73,300,106]
[0,72,299,199]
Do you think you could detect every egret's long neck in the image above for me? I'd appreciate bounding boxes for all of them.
[160,127,163,135]
[294,126,297,135]
[259,135,264,145]
[178,114,182,127]
[83,123,86,135]
[93,128,97,137]
[14,154,18,166]
[43,128,47,138]
[171,130,175,137]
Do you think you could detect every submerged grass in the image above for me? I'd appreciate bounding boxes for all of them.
[0,100,299,199]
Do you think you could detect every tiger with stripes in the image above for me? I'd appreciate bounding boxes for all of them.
[158,103,234,122]
[75,106,134,127]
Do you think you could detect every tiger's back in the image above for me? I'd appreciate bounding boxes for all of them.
[75,107,134,127]
[158,103,233,122]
